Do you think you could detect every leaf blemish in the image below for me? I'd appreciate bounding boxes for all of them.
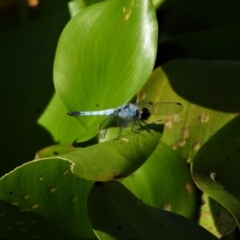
[181,128,189,139]
[185,183,192,194]
[210,172,217,182]
[198,114,210,124]
[171,144,177,150]
[10,202,19,206]
[38,176,43,181]
[172,114,181,123]
[31,204,39,209]
[165,119,172,129]
[192,141,201,151]
[63,169,69,175]
[49,187,57,193]
[125,9,132,20]
[163,204,171,211]
[176,139,186,147]
[22,194,30,200]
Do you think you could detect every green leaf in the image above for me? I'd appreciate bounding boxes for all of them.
[192,114,240,227]
[0,159,95,239]
[122,141,196,218]
[60,123,164,181]
[87,181,217,240]
[54,0,158,141]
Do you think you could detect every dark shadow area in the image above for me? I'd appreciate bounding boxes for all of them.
[155,42,186,66]
[162,59,240,113]
[72,123,164,148]
[134,122,164,136]
[0,199,79,239]
[73,135,99,148]
[0,5,70,176]
[88,181,217,240]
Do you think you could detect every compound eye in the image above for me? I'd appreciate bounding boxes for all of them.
[140,107,150,120]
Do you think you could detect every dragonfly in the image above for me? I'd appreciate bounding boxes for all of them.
[67,102,183,138]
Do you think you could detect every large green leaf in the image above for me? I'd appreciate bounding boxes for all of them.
[54,0,158,141]
[58,123,164,181]
[87,181,217,240]
[0,159,95,239]
[192,114,240,227]
[122,141,196,219]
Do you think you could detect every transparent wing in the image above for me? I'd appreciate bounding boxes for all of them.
[117,117,132,128]
[136,102,183,116]
[116,117,134,138]
[98,116,116,139]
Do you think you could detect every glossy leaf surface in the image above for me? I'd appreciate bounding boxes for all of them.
[54,0,158,141]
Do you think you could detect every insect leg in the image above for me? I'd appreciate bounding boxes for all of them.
[118,127,123,139]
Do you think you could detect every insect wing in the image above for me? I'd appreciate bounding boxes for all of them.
[116,117,132,128]
[136,102,183,116]
[98,116,116,139]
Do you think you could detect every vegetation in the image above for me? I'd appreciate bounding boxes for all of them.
[0,0,240,239]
